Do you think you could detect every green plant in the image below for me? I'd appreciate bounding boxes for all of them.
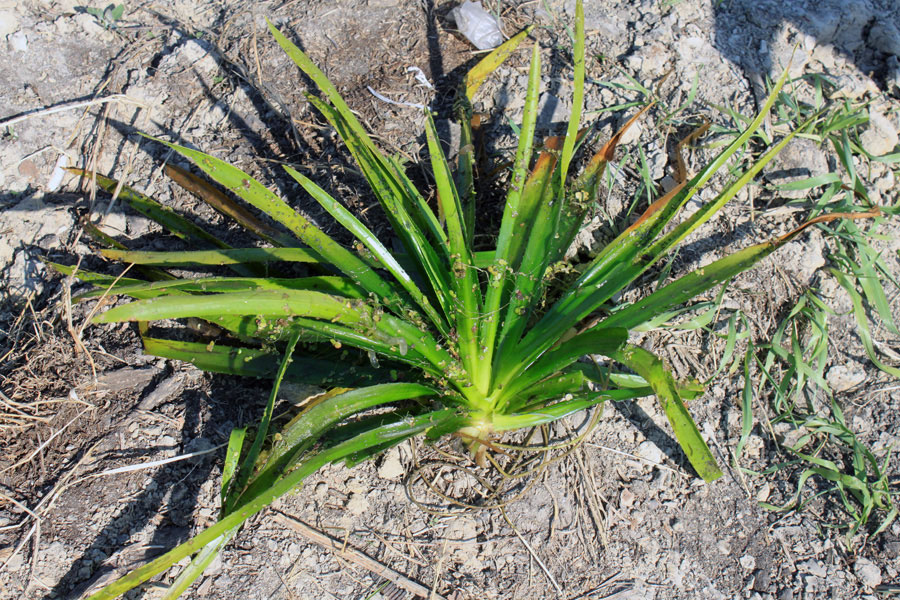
[716,78,900,546]
[59,3,878,597]
[85,3,126,29]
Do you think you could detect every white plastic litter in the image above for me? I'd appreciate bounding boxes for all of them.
[366,86,424,110]
[449,1,503,50]
[406,66,434,89]
[46,153,70,192]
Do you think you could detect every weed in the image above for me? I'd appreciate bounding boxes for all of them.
[54,3,881,597]
[721,76,900,547]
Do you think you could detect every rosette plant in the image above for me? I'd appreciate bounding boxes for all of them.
[54,2,874,597]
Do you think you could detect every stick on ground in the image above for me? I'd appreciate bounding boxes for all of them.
[273,512,447,600]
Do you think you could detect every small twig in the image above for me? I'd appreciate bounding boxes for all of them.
[0,95,148,129]
[429,537,449,600]
[88,442,225,478]
[273,512,445,600]
[500,506,563,596]
[1,396,93,474]
[0,492,41,533]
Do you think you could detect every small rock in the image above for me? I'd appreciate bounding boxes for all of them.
[179,38,219,73]
[159,435,177,447]
[740,554,757,570]
[620,488,635,508]
[887,56,900,97]
[830,73,879,100]
[345,491,370,516]
[660,175,679,193]
[74,12,107,37]
[636,42,669,75]
[0,9,18,37]
[636,440,664,464]
[767,137,829,199]
[874,172,896,192]
[616,114,642,146]
[536,92,570,126]
[777,589,794,600]
[868,21,900,56]
[7,29,26,52]
[4,551,23,571]
[647,147,666,181]
[98,211,127,237]
[377,446,405,480]
[826,364,866,392]
[861,109,899,157]
[797,559,827,578]
[780,228,826,284]
[435,119,461,159]
[753,567,772,592]
[855,558,882,588]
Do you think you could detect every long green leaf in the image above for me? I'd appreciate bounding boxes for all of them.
[238,383,437,504]
[229,330,301,511]
[86,409,462,600]
[284,165,448,334]
[101,247,324,266]
[480,43,542,378]
[95,289,370,325]
[141,338,385,386]
[557,0,585,191]
[146,137,411,316]
[303,94,454,320]
[74,276,367,300]
[424,110,485,397]
[610,344,722,481]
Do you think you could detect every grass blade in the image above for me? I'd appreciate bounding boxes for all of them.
[86,409,462,600]
[164,164,293,246]
[141,338,385,386]
[284,165,448,334]
[610,344,722,482]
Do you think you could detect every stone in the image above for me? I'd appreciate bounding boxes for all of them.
[180,38,219,73]
[0,194,74,302]
[887,56,900,97]
[855,558,882,588]
[779,228,826,284]
[0,9,17,37]
[159,435,177,447]
[536,92,570,127]
[7,29,26,52]
[826,364,866,392]
[740,554,757,571]
[377,446,405,480]
[647,147,667,181]
[868,21,900,56]
[797,559,827,578]
[660,175,679,193]
[636,440,664,464]
[346,491,370,515]
[74,12,107,37]
[766,137,829,200]
[435,118,461,159]
[616,114,643,146]
[860,109,899,157]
